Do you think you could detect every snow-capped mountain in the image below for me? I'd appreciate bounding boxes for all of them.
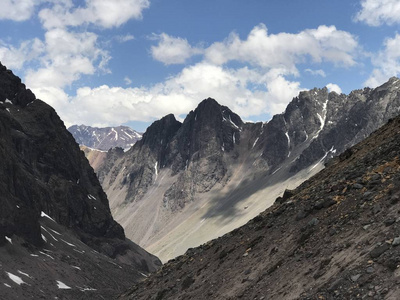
[68,125,142,151]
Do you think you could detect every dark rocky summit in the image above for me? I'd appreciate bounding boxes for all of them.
[0,63,161,299]
[119,107,400,299]
[68,124,142,151]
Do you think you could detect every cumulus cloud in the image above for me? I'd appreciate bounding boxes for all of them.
[364,33,400,87]
[0,0,38,21]
[204,24,358,73]
[33,62,304,128]
[0,38,45,70]
[326,83,342,94]
[32,23,360,127]
[305,69,326,77]
[151,33,203,65]
[355,0,400,26]
[26,29,110,89]
[39,0,150,29]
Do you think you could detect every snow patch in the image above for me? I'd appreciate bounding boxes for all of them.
[39,251,54,260]
[154,161,158,180]
[3,283,11,288]
[71,266,81,270]
[6,272,25,285]
[17,270,31,278]
[61,239,76,247]
[87,194,97,201]
[41,211,56,222]
[41,234,47,243]
[5,236,12,244]
[41,226,58,241]
[56,280,71,289]
[5,99,12,104]
[252,137,259,149]
[285,131,291,157]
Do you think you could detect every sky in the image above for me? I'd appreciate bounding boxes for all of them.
[1,0,400,132]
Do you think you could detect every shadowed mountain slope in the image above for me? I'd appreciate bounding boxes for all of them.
[0,63,161,299]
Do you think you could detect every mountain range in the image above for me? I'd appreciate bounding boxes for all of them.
[92,77,400,262]
[0,63,160,299]
[119,104,400,300]
[68,124,142,151]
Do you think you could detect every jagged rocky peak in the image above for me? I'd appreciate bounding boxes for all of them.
[136,113,181,153]
[0,64,35,107]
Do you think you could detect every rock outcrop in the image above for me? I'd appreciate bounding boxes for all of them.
[0,63,161,299]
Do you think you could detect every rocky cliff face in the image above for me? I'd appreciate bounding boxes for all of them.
[68,124,142,151]
[119,107,400,300]
[98,78,400,262]
[0,63,161,299]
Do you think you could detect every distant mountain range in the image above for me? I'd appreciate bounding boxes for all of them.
[93,77,400,262]
[68,125,142,151]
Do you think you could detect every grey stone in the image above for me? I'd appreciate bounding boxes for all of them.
[351,274,361,282]
[392,237,400,246]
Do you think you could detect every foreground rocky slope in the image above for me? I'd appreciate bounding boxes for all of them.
[0,63,160,299]
[68,124,142,151]
[119,109,400,300]
[99,78,400,261]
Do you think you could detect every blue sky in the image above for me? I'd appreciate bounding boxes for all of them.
[1,0,400,131]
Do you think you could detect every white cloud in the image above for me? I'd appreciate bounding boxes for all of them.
[151,33,203,65]
[355,0,400,26]
[0,38,45,70]
[124,76,132,85]
[35,62,303,127]
[364,33,400,87]
[39,0,150,29]
[204,24,358,72]
[30,24,360,127]
[116,34,135,43]
[326,83,342,94]
[0,0,38,21]
[305,68,326,77]
[26,28,110,89]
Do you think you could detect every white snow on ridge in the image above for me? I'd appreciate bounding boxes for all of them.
[61,239,76,247]
[56,280,71,289]
[3,283,11,288]
[111,127,118,141]
[252,137,259,149]
[6,272,25,285]
[5,236,12,244]
[41,211,56,222]
[5,99,12,104]
[285,131,291,157]
[17,270,31,278]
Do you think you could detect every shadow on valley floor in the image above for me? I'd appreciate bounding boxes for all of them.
[200,169,295,225]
